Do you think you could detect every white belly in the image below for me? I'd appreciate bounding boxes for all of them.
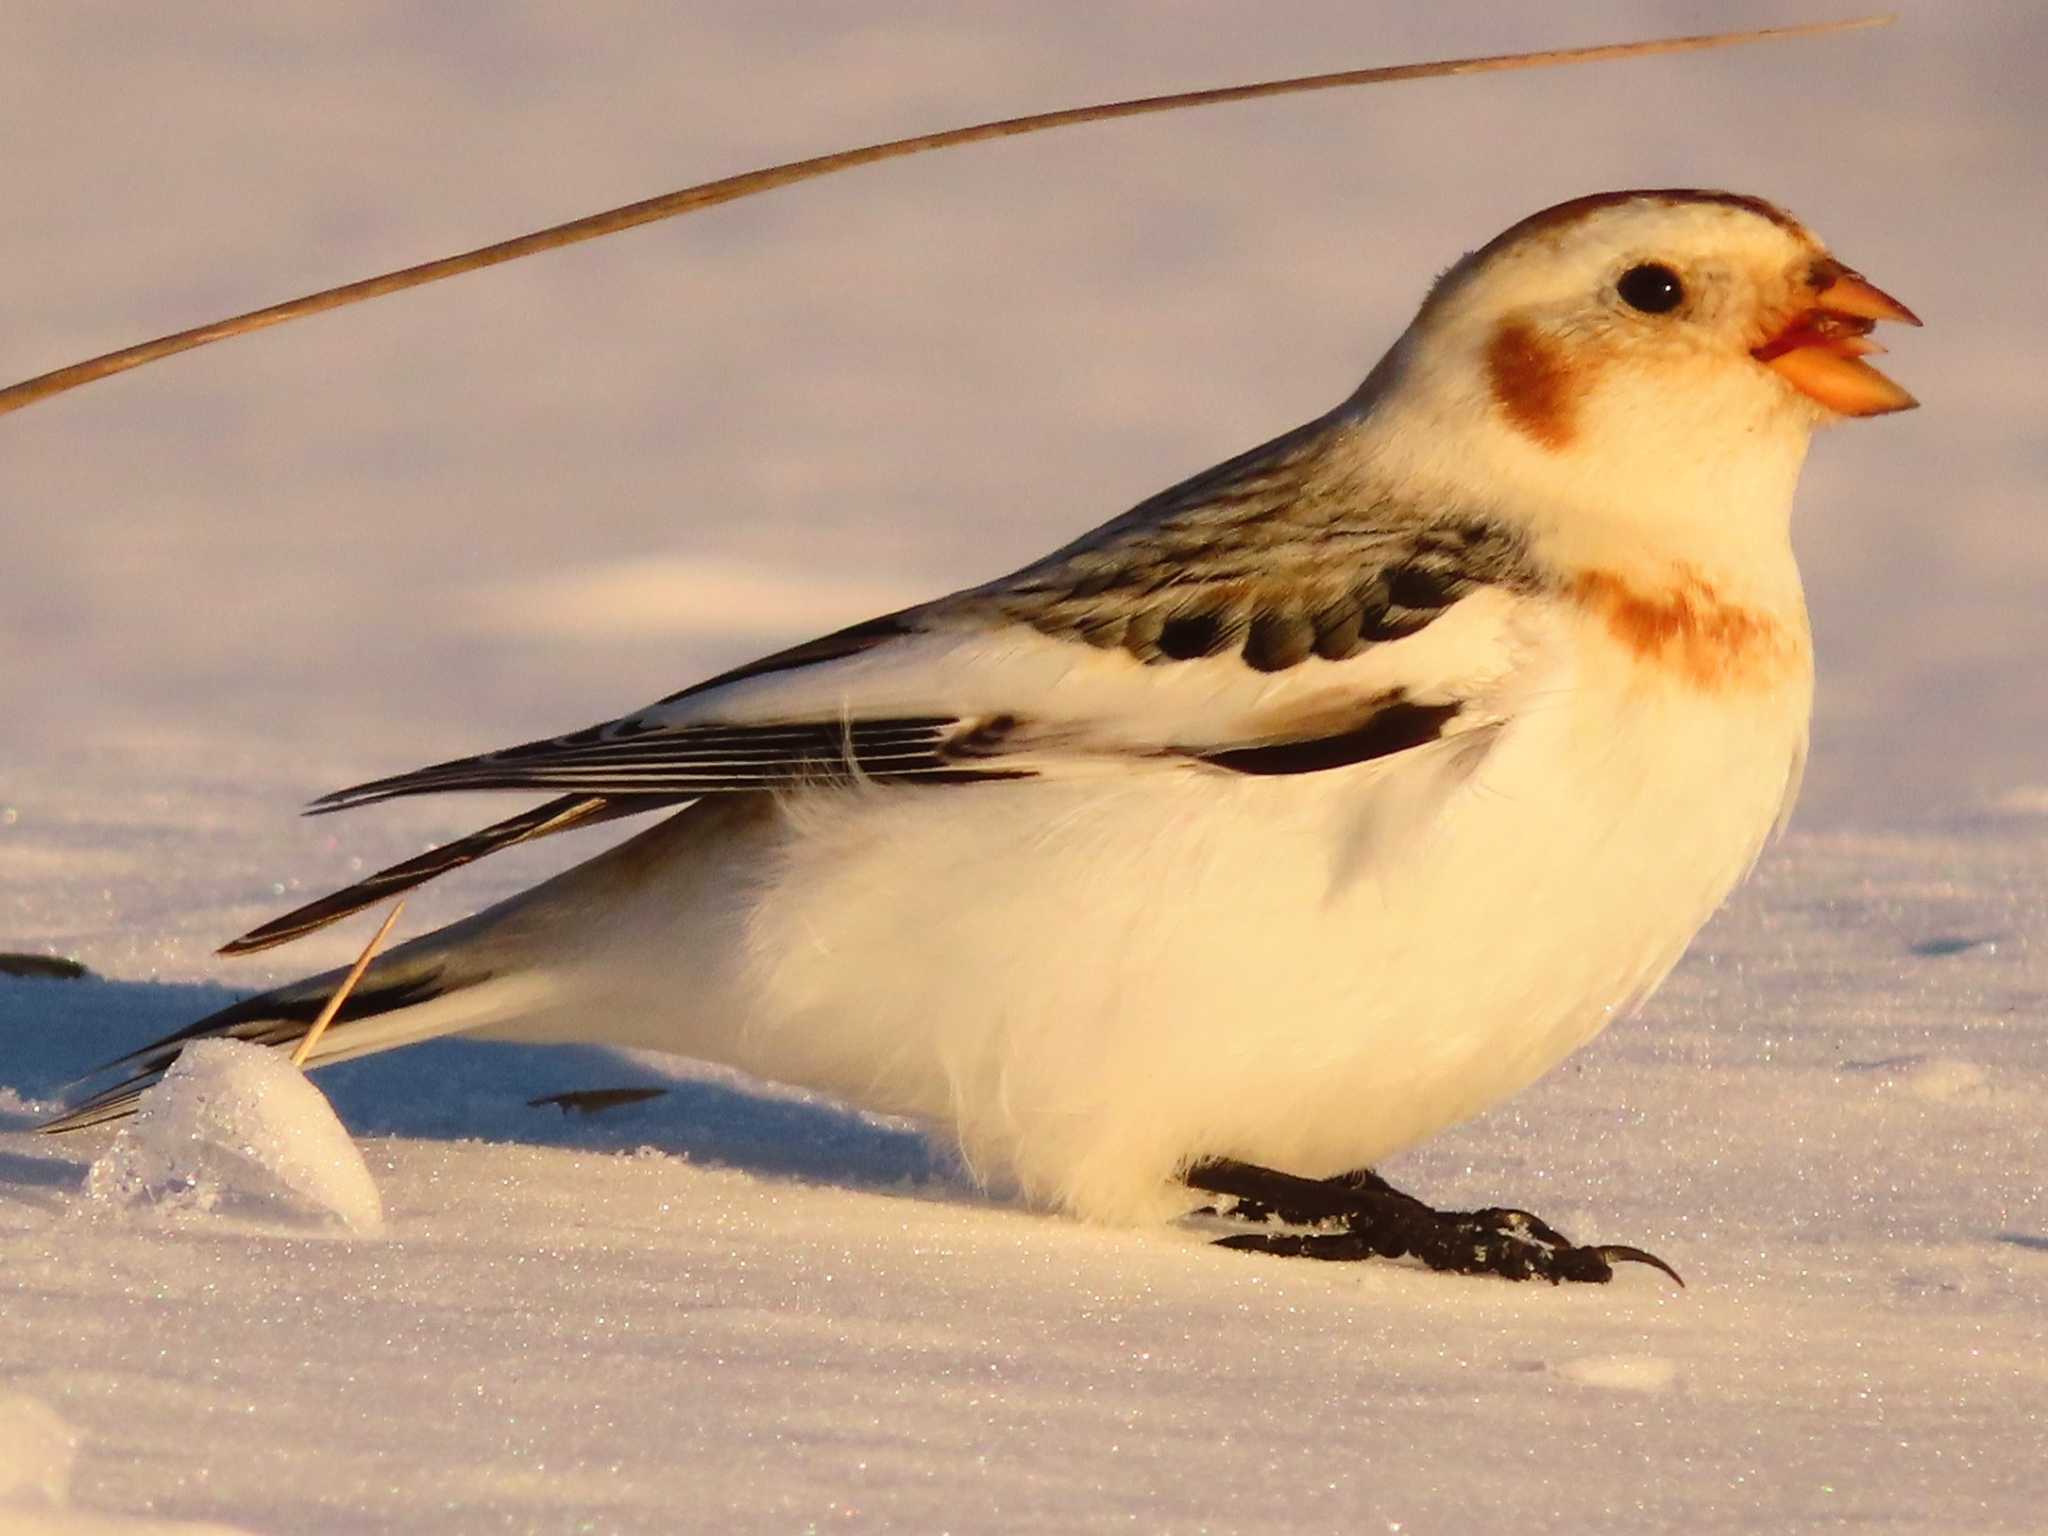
[548,638,1809,1226]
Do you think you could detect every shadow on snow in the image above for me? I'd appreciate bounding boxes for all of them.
[0,973,953,1202]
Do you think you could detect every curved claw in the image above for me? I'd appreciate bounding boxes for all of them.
[1593,1245,1686,1288]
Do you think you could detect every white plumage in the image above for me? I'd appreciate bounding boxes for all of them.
[51,190,1916,1259]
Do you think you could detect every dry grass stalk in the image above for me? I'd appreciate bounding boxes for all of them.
[291,899,407,1068]
[0,18,1889,418]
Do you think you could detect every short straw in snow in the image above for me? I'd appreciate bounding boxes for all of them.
[291,900,407,1069]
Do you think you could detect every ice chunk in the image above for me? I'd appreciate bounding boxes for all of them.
[85,1039,384,1233]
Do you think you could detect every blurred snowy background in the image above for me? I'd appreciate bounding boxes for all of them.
[3,5,2045,1533]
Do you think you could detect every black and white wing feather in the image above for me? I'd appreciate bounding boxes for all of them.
[231,409,1546,953]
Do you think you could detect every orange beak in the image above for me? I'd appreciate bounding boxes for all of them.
[1753,263,1920,416]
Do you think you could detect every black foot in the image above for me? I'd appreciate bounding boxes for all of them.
[1184,1158,1683,1287]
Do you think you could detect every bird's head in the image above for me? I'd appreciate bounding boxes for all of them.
[1359,190,1919,582]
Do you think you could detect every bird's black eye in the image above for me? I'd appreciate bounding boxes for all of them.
[1617,262,1685,314]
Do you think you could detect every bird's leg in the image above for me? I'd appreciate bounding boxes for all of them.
[1182,1158,1682,1286]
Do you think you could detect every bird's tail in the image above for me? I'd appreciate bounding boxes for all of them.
[39,917,549,1132]
[39,798,735,1133]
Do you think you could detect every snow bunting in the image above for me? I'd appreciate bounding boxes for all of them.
[50,189,1917,1282]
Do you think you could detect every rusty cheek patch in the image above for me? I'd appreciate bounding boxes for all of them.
[1485,321,1578,449]
[1570,568,1797,691]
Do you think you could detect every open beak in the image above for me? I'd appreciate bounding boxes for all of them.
[1753,262,1921,416]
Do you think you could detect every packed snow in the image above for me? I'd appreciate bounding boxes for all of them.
[3,4,2045,1532]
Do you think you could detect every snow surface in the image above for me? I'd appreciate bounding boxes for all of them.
[4,842,2045,1532]
[3,4,2046,1532]
[0,1393,255,1534]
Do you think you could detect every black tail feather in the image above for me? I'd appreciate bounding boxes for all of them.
[221,792,672,956]
[40,968,455,1133]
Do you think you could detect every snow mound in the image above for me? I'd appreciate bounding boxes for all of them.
[86,1040,384,1233]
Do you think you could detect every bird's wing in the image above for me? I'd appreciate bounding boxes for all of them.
[237,412,1550,951]
[220,793,664,954]
[314,412,1543,809]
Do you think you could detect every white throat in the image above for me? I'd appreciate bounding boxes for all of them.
[1340,331,1814,613]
